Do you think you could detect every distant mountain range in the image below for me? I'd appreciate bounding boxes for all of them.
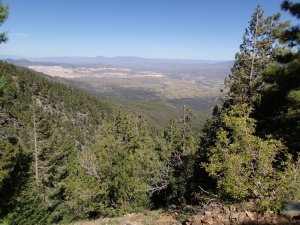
[0,55,231,65]
[1,56,233,78]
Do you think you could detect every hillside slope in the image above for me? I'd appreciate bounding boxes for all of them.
[4,58,226,131]
[0,61,111,224]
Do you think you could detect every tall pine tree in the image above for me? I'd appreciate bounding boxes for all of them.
[225,5,288,105]
[257,0,300,154]
[0,2,8,44]
[154,105,197,206]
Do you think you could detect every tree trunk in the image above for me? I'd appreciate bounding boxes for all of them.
[249,12,259,100]
[32,104,39,183]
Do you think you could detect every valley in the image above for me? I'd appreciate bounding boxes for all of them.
[6,57,231,130]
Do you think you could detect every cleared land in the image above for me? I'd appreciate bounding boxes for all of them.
[25,60,229,130]
[28,64,223,100]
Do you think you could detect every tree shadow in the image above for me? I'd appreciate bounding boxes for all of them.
[238,218,300,225]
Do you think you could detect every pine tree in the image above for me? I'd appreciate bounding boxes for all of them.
[0,2,8,107]
[30,99,52,184]
[192,105,223,198]
[225,5,288,105]
[0,3,8,44]
[0,76,5,102]
[197,5,288,175]
[0,62,110,224]
[257,0,300,153]
[66,112,161,217]
[154,106,197,206]
[205,104,300,211]
[195,5,298,207]
[0,141,22,216]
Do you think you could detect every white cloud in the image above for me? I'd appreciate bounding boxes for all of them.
[12,32,30,37]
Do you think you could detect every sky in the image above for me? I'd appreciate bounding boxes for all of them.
[0,0,297,60]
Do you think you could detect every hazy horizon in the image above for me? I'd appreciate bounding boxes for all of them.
[0,54,233,62]
[0,0,296,61]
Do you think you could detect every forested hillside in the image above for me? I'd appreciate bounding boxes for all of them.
[0,61,200,224]
[0,62,111,224]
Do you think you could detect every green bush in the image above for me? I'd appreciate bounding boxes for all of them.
[204,104,300,211]
[66,112,162,216]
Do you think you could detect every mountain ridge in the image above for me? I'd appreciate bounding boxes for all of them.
[0,55,233,65]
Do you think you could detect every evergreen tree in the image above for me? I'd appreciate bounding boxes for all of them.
[257,0,300,153]
[281,1,300,45]
[0,75,6,104]
[66,112,161,217]
[195,6,290,200]
[0,62,110,224]
[0,2,8,106]
[0,140,27,217]
[154,106,197,206]
[195,6,288,188]
[205,104,300,211]
[0,2,8,44]
[192,105,223,199]
[225,5,288,105]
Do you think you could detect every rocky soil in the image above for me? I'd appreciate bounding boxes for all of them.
[181,205,300,225]
[71,204,300,225]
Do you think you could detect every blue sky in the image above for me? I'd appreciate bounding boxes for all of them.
[0,0,296,60]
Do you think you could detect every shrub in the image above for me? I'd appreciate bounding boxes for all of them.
[204,104,300,211]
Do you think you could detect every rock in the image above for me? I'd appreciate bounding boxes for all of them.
[186,217,194,222]
[281,200,300,218]
[217,214,223,220]
[204,211,212,217]
[123,222,143,225]
[263,214,273,224]
[211,208,220,217]
[156,215,180,224]
[222,206,230,215]
[240,201,255,211]
[256,216,265,224]
[230,212,240,221]
[183,216,195,225]
[193,215,203,222]
[191,222,203,225]
[245,210,255,221]
[229,205,236,212]
[221,218,229,223]
[201,217,213,225]
[238,212,247,223]
[277,217,291,224]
